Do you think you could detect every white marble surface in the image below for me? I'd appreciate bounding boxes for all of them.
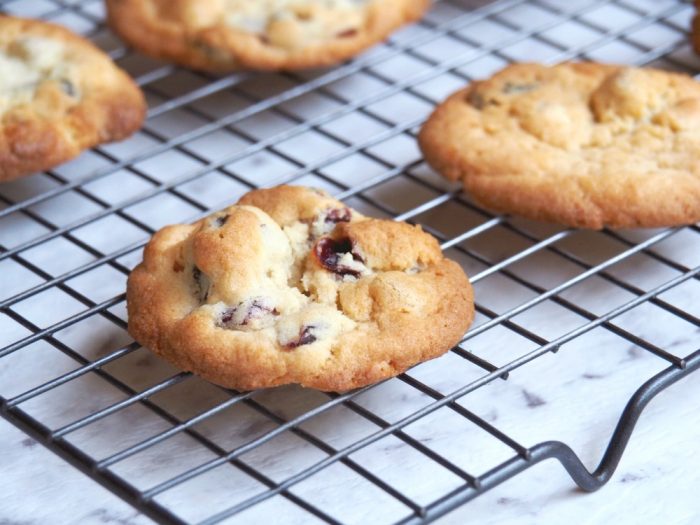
[0,418,152,525]
[2,0,700,524]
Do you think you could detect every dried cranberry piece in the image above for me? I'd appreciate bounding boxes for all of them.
[336,28,358,39]
[220,308,234,325]
[60,78,77,97]
[324,207,352,225]
[467,91,487,109]
[214,214,229,227]
[219,299,278,328]
[285,325,317,349]
[314,237,364,278]
[192,40,231,64]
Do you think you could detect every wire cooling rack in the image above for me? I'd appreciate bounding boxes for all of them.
[1,0,700,523]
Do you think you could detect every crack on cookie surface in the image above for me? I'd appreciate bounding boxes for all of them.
[192,266,210,302]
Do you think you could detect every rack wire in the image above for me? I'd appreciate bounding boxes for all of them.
[1,0,699,523]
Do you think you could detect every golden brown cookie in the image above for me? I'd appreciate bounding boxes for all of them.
[106,0,430,72]
[419,62,700,229]
[127,186,474,392]
[0,16,146,182]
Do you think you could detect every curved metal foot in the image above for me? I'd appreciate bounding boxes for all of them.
[406,348,700,524]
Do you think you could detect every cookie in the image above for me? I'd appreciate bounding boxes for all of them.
[419,62,700,229]
[127,186,474,392]
[106,0,430,72]
[0,16,146,182]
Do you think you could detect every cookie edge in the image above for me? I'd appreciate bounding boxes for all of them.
[105,0,431,71]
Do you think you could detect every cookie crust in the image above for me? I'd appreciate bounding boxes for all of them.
[127,186,474,392]
[419,62,700,229]
[106,0,430,72]
[0,16,146,182]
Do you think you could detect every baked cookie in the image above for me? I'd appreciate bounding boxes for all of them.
[419,62,700,229]
[0,16,146,182]
[127,186,474,392]
[106,0,430,72]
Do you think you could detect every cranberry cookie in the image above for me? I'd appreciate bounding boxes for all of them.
[127,186,474,391]
[106,0,430,72]
[0,16,146,182]
[419,62,700,229]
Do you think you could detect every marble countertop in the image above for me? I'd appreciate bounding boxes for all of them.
[2,0,700,524]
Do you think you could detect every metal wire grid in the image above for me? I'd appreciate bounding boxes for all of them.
[0,0,699,523]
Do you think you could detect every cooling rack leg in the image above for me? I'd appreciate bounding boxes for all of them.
[406,349,700,525]
[588,348,699,488]
[503,348,700,492]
